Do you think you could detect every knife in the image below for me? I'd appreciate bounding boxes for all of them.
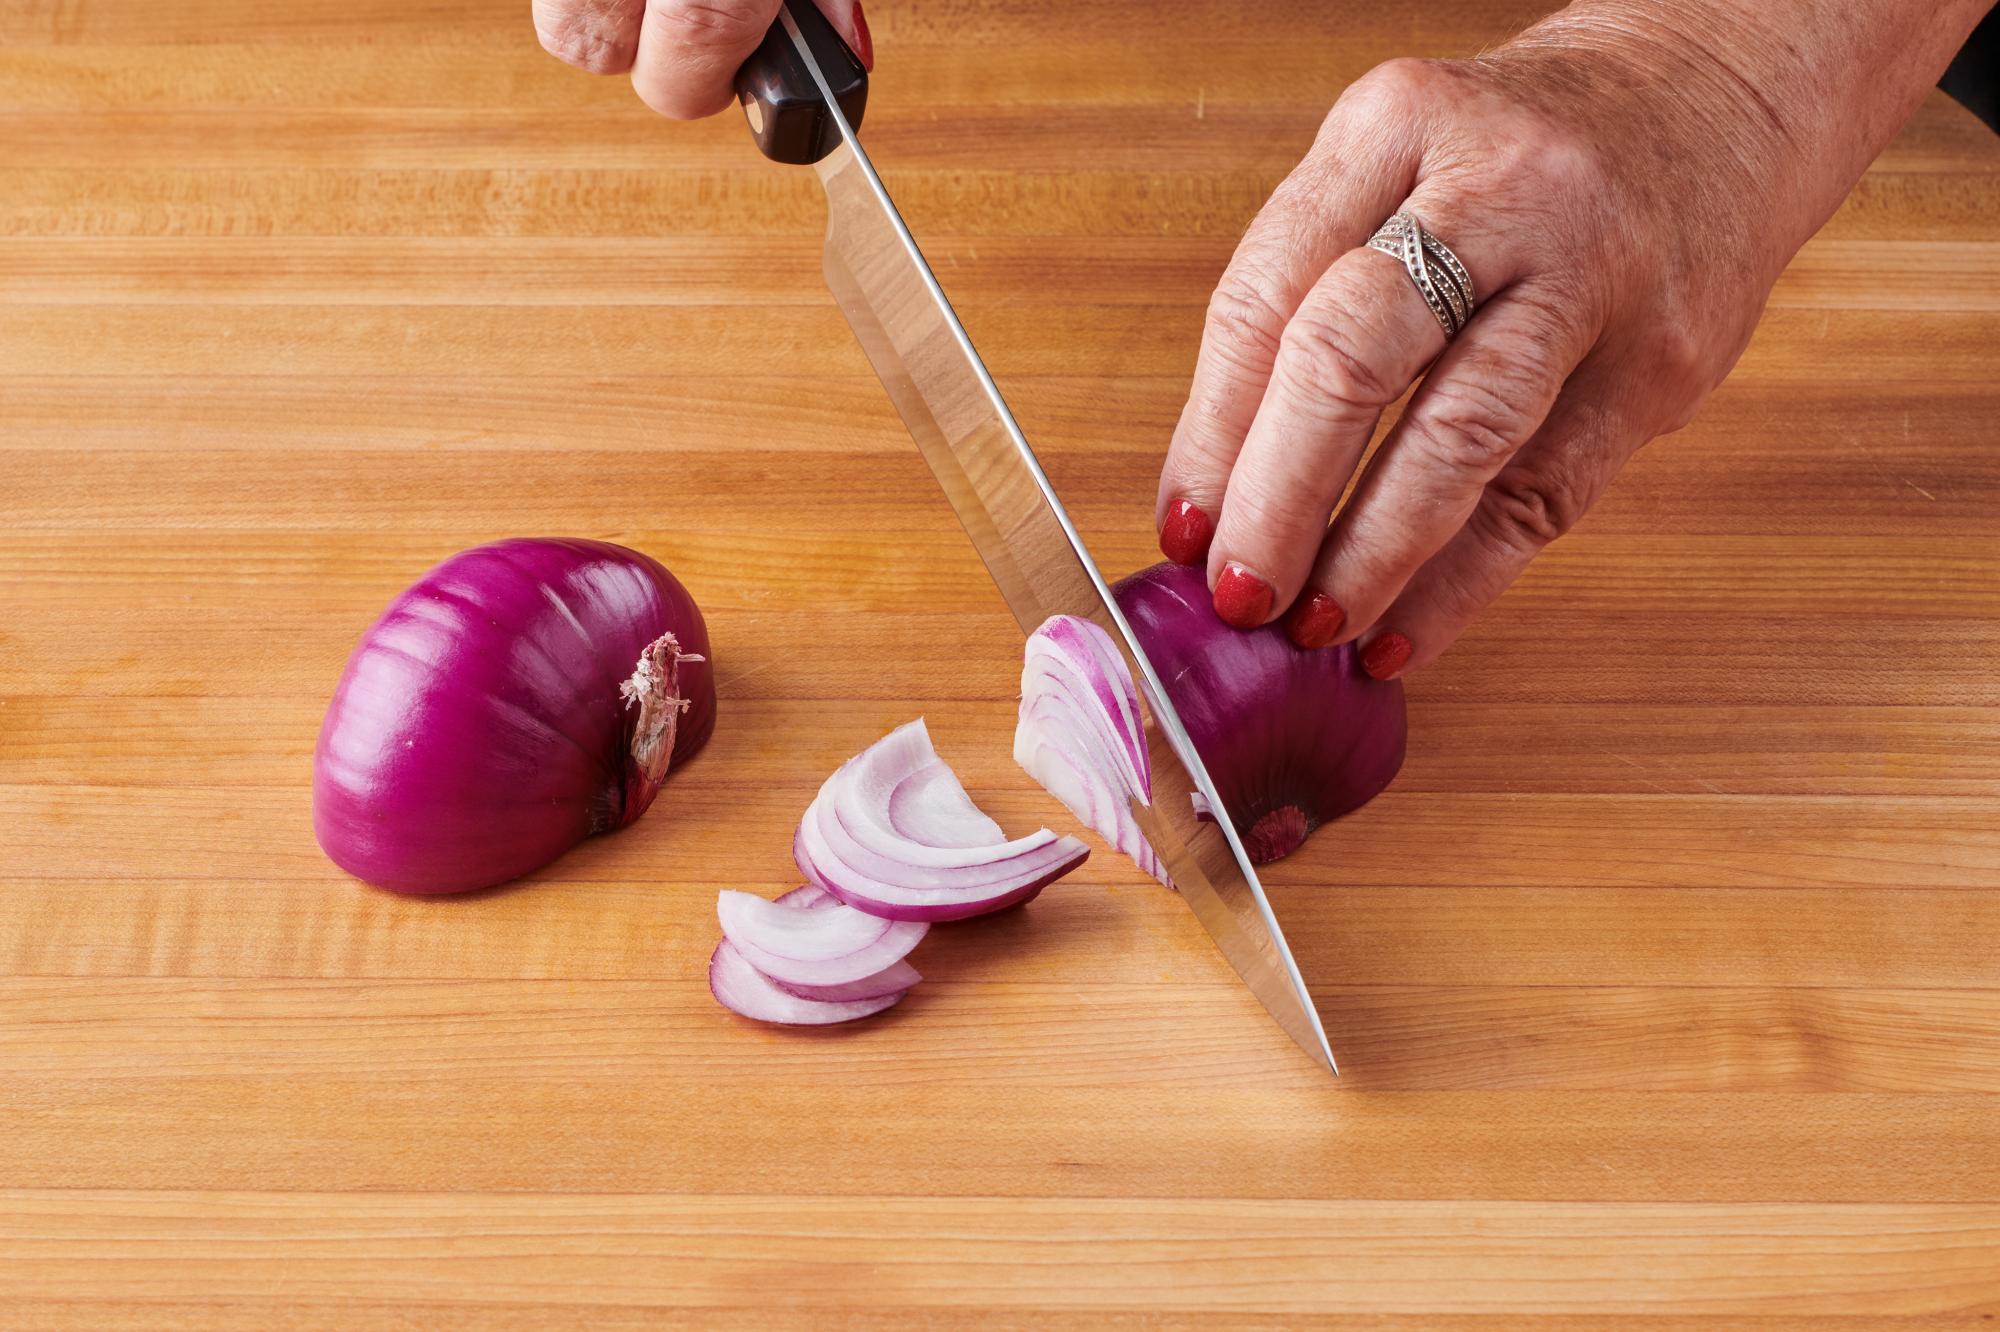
[736,0,1337,1074]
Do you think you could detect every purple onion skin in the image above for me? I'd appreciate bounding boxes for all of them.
[1113,561,1405,864]
[313,538,715,895]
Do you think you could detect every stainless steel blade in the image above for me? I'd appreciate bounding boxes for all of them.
[774,10,1336,1074]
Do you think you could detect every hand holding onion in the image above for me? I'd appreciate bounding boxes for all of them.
[1154,0,1994,680]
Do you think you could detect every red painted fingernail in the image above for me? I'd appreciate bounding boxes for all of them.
[1212,564,1273,629]
[1360,631,1413,681]
[1284,591,1347,650]
[850,2,874,71]
[1158,496,1214,566]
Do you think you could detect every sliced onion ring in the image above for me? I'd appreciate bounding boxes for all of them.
[1015,615,1167,885]
[716,888,928,988]
[773,958,922,1003]
[776,883,834,909]
[795,719,1089,921]
[708,940,906,1025]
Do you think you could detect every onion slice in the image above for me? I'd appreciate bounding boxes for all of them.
[716,889,928,988]
[776,883,835,909]
[796,719,1089,921]
[773,958,922,1003]
[708,940,906,1025]
[1015,615,1168,885]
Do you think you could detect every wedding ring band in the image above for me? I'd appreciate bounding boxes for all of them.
[1365,212,1476,339]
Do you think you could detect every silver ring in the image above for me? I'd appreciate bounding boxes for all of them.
[1365,212,1476,339]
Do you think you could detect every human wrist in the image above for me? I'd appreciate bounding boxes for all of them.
[1495,0,1991,262]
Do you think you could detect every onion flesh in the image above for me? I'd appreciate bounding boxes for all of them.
[796,719,1089,921]
[774,958,922,1003]
[708,940,906,1025]
[716,889,927,988]
[1014,615,1167,885]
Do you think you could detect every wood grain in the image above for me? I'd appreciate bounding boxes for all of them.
[2,0,1998,1324]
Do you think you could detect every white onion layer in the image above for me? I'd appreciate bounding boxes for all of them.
[717,889,928,988]
[708,940,906,1025]
[1014,615,1167,885]
[796,719,1089,921]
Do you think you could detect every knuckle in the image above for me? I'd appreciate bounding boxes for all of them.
[1348,57,1441,112]
[1482,463,1590,549]
[1500,126,1603,198]
[1651,321,1707,389]
[1274,309,1400,417]
[646,0,767,48]
[1202,276,1289,371]
[1411,374,1540,474]
[537,11,636,73]
[1219,471,1322,552]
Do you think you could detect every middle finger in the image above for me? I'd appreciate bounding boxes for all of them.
[1204,209,1519,626]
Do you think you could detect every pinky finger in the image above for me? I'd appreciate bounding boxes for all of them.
[1355,379,1637,680]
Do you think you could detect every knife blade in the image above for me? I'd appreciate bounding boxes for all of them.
[738,0,1336,1074]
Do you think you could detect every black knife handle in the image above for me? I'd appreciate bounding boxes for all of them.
[736,0,868,165]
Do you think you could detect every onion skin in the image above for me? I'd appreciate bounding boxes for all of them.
[313,538,715,895]
[1113,561,1406,864]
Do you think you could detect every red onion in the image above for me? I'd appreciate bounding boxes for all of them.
[708,940,907,1025]
[1017,561,1405,870]
[710,885,921,1022]
[716,889,927,988]
[313,538,715,895]
[795,719,1090,920]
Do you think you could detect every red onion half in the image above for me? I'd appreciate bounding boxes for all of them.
[795,719,1090,921]
[313,538,715,895]
[1017,561,1406,870]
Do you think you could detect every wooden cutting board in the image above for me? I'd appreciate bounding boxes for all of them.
[4,0,1998,1323]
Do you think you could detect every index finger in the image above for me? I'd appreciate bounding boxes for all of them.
[1153,75,1423,566]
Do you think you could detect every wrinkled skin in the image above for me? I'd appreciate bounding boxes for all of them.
[1154,0,1993,673]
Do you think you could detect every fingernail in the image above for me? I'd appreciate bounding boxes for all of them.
[1284,591,1347,650]
[1360,630,1413,681]
[850,1,874,71]
[1212,563,1273,629]
[1158,496,1214,566]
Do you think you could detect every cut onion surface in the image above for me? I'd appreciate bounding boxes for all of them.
[716,888,928,989]
[795,719,1090,922]
[1014,614,1166,885]
[708,939,907,1025]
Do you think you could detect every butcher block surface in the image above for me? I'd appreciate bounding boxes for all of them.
[4,0,2000,1324]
